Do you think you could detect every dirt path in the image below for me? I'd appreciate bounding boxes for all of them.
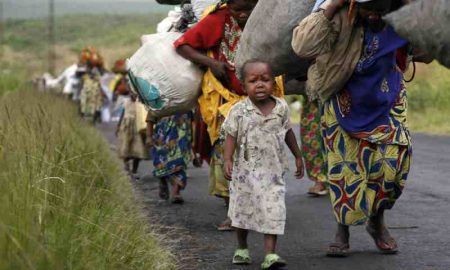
[99,123,450,270]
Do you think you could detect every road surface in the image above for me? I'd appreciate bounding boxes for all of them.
[100,123,450,270]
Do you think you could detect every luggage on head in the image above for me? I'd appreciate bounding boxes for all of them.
[235,0,316,81]
[385,0,450,68]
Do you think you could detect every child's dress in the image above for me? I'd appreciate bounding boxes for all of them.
[222,96,291,235]
[117,99,147,160]
[152,112,193,188]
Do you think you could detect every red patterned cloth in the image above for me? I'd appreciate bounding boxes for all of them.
[174,8,244,95]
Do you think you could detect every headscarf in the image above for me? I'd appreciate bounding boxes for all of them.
[112,59,126,74]
[79,47,104,69]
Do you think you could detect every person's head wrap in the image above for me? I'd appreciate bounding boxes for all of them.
[112,59,127,74]
[79,47,104,69]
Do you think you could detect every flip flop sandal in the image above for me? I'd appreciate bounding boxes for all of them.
[261,253,286,269]
[232,248,252,265]
[366,226,398,254]
[307,186,328,196]
[171,196,184,204]
[326,243,350,257]
[217,219,234,231]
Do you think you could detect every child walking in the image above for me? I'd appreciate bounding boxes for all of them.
[146,112,193,204]
[223,60,304,269]
[116,93,148,178]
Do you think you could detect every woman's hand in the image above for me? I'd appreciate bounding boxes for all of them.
[210,60,235,87]
[224,159,233,181]
[295,157,305,179]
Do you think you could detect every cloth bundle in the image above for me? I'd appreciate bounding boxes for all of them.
[235,0,316,80]
[127,32,203,118]
[385,0,450,68]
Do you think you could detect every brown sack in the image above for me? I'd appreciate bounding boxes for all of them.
[235,0,316,79]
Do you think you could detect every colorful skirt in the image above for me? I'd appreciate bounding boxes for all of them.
[152,113,193,187]
[300,100,327,183]
[321,93,411,226]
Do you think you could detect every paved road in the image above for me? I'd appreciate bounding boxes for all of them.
[100,123,450,270]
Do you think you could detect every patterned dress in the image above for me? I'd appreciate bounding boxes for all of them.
[223,97,291,235]
[80,74,103,118]
[300,99,327,183]
[322,26,411,226]
[152,112,193,188]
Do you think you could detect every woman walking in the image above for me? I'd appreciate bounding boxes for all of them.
[292,0,431,256]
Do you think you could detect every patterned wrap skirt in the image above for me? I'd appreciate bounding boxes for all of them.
[321,88,412,226]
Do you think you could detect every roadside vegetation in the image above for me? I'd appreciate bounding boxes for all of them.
[0,13,176,270]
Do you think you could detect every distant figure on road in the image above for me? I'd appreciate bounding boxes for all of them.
[293,0,432,257]
[223,60,304,269]
[116,92,148,179]
[78,47,105,123]
[146,112,193,204]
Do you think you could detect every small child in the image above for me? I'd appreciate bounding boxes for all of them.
[146,112,193,204]
[116,92,148,178]
[223,59,304,269]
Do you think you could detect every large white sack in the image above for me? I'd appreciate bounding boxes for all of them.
[236,0,315,79]
[127,32,203,118]
[385,0,450,68]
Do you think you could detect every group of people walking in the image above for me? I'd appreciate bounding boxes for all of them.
[55,0,432,268]
[172,0,432,268]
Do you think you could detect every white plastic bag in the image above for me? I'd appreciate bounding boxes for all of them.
[127,32,203,118]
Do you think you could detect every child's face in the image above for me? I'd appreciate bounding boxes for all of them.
[243,63,274,102]
[228,0,257,28]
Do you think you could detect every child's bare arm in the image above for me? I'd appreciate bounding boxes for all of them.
[224,134,236,181]
[285,129,305,179]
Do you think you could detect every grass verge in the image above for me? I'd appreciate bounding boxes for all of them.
[0,90,175,270]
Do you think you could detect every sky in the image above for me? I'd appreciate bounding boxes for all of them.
[2,0,172,19]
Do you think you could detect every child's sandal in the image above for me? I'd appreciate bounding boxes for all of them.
[232,249,252,265]
[261,253,286,269]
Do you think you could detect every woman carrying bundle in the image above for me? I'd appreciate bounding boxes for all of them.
[175,0,284,231]
[292,0,431,256]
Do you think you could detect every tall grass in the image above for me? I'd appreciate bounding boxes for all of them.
[0,90,175,270]
[406,62,450,134]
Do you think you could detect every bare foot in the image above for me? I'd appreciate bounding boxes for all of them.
[327,224,350,257]
[366,219,398,254]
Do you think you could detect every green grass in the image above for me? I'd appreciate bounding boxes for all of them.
[0,90,176,270]
[406,62,450,135]
[5,14,165,54]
